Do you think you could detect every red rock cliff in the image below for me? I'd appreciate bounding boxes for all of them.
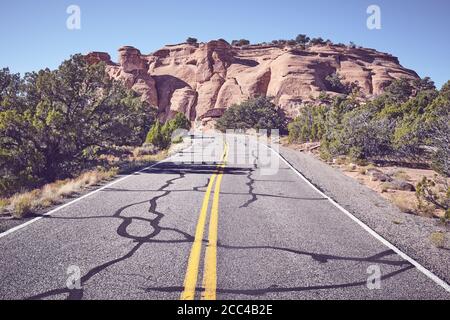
[86,40,419,123]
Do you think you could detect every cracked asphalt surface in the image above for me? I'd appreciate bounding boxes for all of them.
[0,134,449,300]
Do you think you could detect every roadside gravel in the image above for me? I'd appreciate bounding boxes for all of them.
[279,145,450,285]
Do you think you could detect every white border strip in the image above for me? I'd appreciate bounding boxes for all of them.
[267,144,450,293]
[0,153,181,239]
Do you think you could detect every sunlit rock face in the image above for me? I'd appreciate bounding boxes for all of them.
[86,40,419,123]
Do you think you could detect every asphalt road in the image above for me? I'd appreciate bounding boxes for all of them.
[0,134,449,300]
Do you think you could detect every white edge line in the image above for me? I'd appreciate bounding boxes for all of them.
[0,150,185,239]
[266,144,450,293]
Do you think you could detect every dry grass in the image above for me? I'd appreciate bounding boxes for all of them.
[390,193,417,214]
[10,192,37,218]
[430,232,446,248]
[380,183,391,193]
[5,167,119,218]
[334,156,350,166]
[132,145,157,158]
[388,192,437,217]
[358,167,367,175]
[393,170,411,181]
[2,144,171,219]
[417,202,437,218]
[344,163,357,172]
[0,198,9,214]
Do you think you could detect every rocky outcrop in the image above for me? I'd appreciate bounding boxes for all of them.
[86,40,419,125]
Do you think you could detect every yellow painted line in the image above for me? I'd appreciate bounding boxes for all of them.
[180,144,227,300]
[201,144,228,300]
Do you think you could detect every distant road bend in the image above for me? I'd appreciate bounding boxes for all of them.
[0,134,449,300]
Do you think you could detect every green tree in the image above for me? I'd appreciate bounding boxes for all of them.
[288,104,326,143]
[416,176,449,219]
[0,68,22,111]
[422,83,450,176]
[215,96,287,133]
[146,121,170,150]
[412,77,436,93]
[325,72,350,94]
[309,37,325,45]
[145,112,191,150]
[166,112,191,133]
[384,78,414,104]
[0,54,155,195]
[337,109,394,160]
[295,34,310,45]
[231,39,250,47]
[320,96,360,158]
[186,37,198,45]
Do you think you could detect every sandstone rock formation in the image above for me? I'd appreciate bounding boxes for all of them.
[86,40,419,125]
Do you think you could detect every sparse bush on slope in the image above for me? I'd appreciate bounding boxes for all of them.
[0,55,156,197]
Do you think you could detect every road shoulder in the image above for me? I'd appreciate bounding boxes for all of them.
[279,145,450,286]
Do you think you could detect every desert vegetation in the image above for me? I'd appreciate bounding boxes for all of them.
[145,112,191,149]
[0,55,188,218]
[215,96,288,133]
[231,39,251,47]
[288,77,450,220]
[186,37,198,45]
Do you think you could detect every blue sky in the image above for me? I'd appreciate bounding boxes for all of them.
[1,0,449,88]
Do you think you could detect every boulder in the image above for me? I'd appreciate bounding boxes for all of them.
[384,180,416,192]
[367,168,392,182]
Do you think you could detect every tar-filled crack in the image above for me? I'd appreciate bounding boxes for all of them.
[27,170,194,300]
[239,150,259,208]
[144,263,415,296]
[25,159,415,300]
[240,168,257,208]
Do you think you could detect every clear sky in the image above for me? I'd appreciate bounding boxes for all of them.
[1,0,449,88]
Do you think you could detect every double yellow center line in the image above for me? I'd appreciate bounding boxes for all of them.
[181,143,228,300]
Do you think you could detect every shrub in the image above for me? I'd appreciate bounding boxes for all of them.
[231,39,250,47]
[328,109,394,160]
[390,193,416,214]
[430,232,446,248]
[132,145,157,158]
[165,112,191,134]
[0,56,155,197]
[286,39,297,46]
[393,170,411,181]
[295,34,310,45]
[309,37,325,45]
[145,112,190,150]
[0,198,9,214]
[288,104,326,143]
[186,37,198,45]
[10,192,36,218]
[172,136,183,144]
[146,121,170,150]
[216,96,287,133]
[416,176,449,216]
[384,78,414,104]
[325,72,351,94]
[426,106,450,177]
